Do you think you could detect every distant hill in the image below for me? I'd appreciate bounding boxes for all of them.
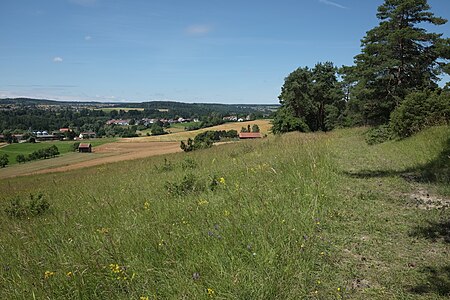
[0,98,279,116]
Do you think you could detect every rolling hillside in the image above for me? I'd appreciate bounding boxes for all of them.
[0,126,449,299]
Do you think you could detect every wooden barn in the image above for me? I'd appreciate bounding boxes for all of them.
[78,143,92,153]
[239,132,262,139]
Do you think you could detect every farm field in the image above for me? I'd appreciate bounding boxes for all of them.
[0,126,448,299]
[133,119,272,142]
[0,138,117,165]
[0,141,181,179]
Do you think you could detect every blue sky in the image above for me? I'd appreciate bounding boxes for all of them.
[1,0,449,104]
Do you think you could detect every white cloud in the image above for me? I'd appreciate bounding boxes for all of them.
[318,0,347,9]
[53,57,63,63]
[84,35,92,41]
[185,24,213,36]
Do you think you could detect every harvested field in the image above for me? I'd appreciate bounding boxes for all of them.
[131,119,272,142]
[0,141,181,179]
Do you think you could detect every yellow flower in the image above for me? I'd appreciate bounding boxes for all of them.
[317,280,321,284]
[109,263,121,273]
[219,177,226,185]
[44,271,55,279]
[144,201,150,210]
[224,210,230,217]
[337,287,341,292]
[197,199,209,206]
[320,252,325,256]
[66,271,73,277]
[207,288,215,297]
[97,227,109,234]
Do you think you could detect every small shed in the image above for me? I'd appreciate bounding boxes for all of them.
[239,132,262,139]
[78,143,92,153]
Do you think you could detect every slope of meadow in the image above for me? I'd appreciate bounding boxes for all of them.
[0,126,449,299]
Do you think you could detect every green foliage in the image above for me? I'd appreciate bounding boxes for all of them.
[344,0,449,124]
[251,124,260,133]
[5,193,50,218]
[180,130,238,152]
[365,125,393,145]
[390,90,450,137]
[165,173,204,196]
[0,153,8,167]
[272,62,344,133]
[27,145,60,161]
[181,157,198,170]
[271,106,310,134]
[15,154,26,163]
[72,142,80,152]
[150,124,166,136]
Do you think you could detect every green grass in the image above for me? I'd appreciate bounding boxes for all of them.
[0,138,117,164]
[0,126,449,299]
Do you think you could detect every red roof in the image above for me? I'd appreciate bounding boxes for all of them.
[239,132,262,139]
[78,143,92,148]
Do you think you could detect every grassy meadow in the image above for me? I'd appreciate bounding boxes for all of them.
[0,138,116,165]
[0,126,449,299]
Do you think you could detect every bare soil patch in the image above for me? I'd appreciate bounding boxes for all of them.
[408,188,450,210]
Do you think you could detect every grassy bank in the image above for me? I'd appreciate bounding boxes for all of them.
[0,126,448,299]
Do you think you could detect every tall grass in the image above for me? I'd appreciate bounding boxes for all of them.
[0,126,449,299]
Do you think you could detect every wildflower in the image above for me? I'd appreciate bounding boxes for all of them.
[97,227,109,234]
[140,297,149,300]
[44,271,55,279]
[207,288,215,297]
[320,252,325,256]
[317,280,321,284]
[198,199,209,206]
[337,287,341,292]
[224,210,230,217]
[158,240,165,247]
[144,201,150,210]
[109,264,121,273]
[219,177,226,185]
[66,271,73,277]
[192,272,200,280]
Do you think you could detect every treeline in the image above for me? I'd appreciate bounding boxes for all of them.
[272,0,450,141]
[180,130,238,152]
[16,145,60,164]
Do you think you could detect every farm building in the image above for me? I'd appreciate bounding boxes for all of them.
[239,132,262,139]
[78,143,92,153]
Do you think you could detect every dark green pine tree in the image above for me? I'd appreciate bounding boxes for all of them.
[346,0,450,125]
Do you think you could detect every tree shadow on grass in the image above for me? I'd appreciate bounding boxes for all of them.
[409,219,450,243]
[342,136,450,184]
[410,265,450,297]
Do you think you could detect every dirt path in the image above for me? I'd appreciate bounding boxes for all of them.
[0,141,181,179]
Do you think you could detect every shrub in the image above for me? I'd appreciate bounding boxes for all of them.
[365,125,393,145]
[390,90,450,137]
[165,173,204,195]
[181,158,198,170]
[5,193,50,218]
[0,153,9,168]
[72,142,81,151]
[16,154,27,163]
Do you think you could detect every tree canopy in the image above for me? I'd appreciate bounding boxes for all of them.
[344,0,450,124]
